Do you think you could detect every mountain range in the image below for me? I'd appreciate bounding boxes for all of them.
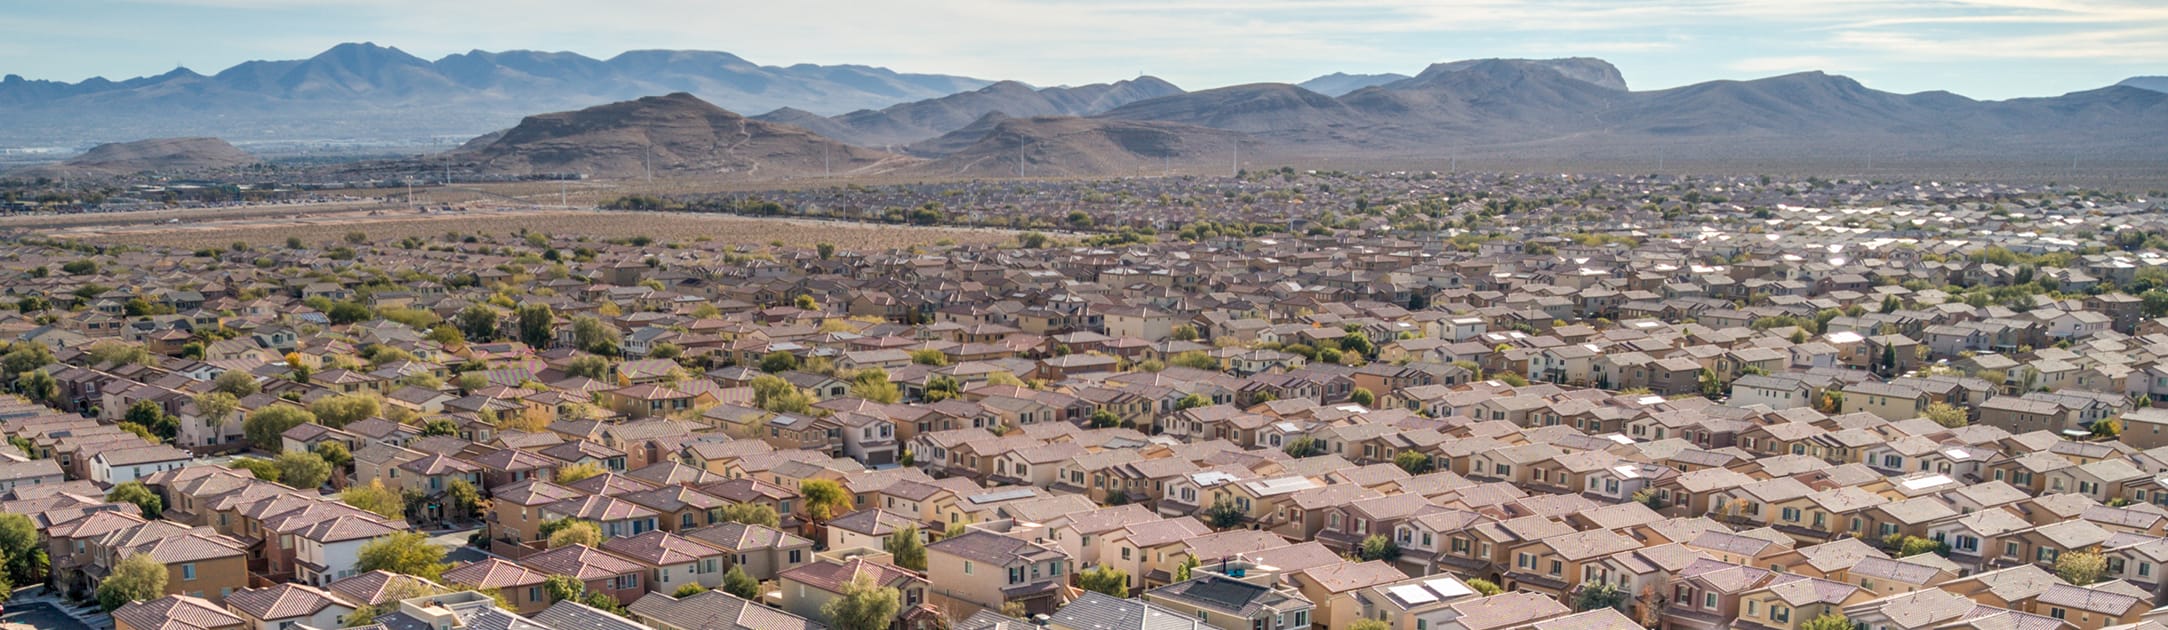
[0,42,992,146]
[8,45,2165,180]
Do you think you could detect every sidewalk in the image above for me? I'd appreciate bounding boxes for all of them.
[10,585,113,630]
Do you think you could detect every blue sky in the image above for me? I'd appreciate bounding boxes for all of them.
[4,0,2163,99]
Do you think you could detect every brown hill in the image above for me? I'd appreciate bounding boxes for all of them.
[911,116,1241,178]
[756,77,1183,148]
[454,92,911,178]
[17,137,255,178]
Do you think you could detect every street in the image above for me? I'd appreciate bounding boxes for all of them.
[2,602,93,630]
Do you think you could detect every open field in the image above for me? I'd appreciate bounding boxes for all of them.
[30,205,1024,250]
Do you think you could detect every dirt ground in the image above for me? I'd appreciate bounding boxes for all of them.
[32,204,1022,250]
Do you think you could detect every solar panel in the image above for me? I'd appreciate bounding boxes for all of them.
[1424,578,1474,599]
[967,488,1037,505]
[1185,578,1264,612]
[1386,584,1438,604]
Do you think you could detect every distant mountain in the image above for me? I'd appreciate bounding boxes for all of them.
[2120,77,2168,94]
[910,116,1239,178]
[755,76,1183,150]
[12,137,255,178]
[1062,58,2168,167]
[452,93,907,178]
[1296,73,1410,97]
[0,42,992,146]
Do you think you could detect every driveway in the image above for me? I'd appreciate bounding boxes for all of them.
[426,525,495,565]
[2,602,93,630]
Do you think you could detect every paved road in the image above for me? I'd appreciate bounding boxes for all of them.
[3,602,92,630]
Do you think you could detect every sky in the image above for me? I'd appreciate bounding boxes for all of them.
[3,0,2164,100]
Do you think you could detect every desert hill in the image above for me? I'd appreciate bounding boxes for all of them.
[755,76,1183,149]
[453,93,910,178]
[13,137,255,178]
[911,116,1240,179]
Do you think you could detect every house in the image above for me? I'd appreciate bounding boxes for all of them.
[1141,574,1314,630]
[112,595,248,630]
[517,543,650,607]
[601,530,732,595]
[222,583,356,630]
[628,589,825,630]
[778,554,930,625]
[926,529,1076,617]
[679,522,814,581]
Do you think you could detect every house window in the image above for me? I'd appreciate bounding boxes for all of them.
[182,563,197,580]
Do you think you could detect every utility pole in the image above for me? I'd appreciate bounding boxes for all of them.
[559,176,567,208]
[1231,139,1239,178]
[645,144,653,182]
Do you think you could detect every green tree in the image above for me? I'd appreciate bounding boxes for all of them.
[1394,450,1434,474]
[1350,621,1391,630]
[212,370,261,397]
[357,531,448,581]
[193,392,239,428]
[545,574,585,603]
[455,304,499,341]
[309,393,381,428]
[923,375,962,402]
[1282,436,1325,458]
[820,574,902,630]
[673,583,710,597]
[98,553,168,611]
[313,440,353,469]
[750,374,814,414]
[1349,387,1376,407]
[555,462,606,484]
[517,303,556,348]
[274,451,332,489]
[106,481,163,519]
[721,564,759,599]
[0,512,44,587]
[720,502,780,528]
[848,368,901,404]
[801,479,852,523]
[564,355,613,379]
[447,478,482,521]
[124,400,175,441]
[908,349,949,366]
[546,519,603,548]
[572,316,621,355]
[231,457,281,482]
[1078,564,1129,597]
[884,526,926,571]
[2093,418,2123,438]
[1800,614,1854,630]
[1357,535,1401,562]
[1089,409,1121,428]
[1466,578,1504,596]
[2056,548,2106,585]
[1205,496,1246,529]
[1175,394,1210,411]
[760,351,800,373]
[1571,580,1628,611]
[243,405,315,452]
[419,418,458,436]
[1923,402,1968,428]
[341,479,406,519]
[18,369,58,405]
